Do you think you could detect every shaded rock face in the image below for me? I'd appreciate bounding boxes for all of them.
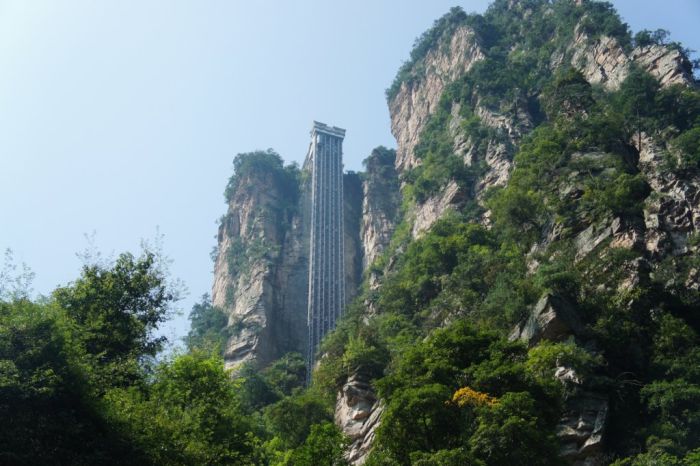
[511,294,608,466]
[557,391,608,466]
[335,374,383,466]
[389,26,485,173]
[213,171,364,371]
[361,150,400,271]
[345,173,365,304]
[509,293,584,347]
[212,171,298,370]
[637,134,700,259]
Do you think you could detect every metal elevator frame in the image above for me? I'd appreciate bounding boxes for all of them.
[305,121,346,380]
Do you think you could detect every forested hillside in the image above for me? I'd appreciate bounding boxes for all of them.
[2,0,699,465]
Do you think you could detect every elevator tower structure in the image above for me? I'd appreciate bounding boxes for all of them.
[305,121,346,373]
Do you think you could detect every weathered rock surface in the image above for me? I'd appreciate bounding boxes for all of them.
[557,391,608,466]
[361,149,400,270]
[509,293,584,347]
[632,44,695,89]
[409,101,534,237]
[571,31,630,90]
[335,374,383,465]
[411,180,464,237]
[574,221,612,262]
[212,171,296,370]
[213,170,364,371]
[389,26,484,173]
[473,104,532,198]
[571,27,693,91]
[635,134,700,259]
[511,294,607,466]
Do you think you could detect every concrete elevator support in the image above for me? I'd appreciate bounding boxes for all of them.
[305,121,346,376]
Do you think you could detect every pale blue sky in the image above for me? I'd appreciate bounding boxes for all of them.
[1,0,698,346]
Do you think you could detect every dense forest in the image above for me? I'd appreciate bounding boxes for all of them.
[2,0,700,465]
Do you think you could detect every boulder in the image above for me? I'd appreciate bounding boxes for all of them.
[509,293,584,347]
[557,393,608,466]
[335,373,384,465]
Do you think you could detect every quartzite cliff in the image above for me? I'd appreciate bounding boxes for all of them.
[213,1,699,464]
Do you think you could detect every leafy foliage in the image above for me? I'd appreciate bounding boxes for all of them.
[360,319,561,465]
[0,248,179,465]
[106,351,262,465]
[224,149,300,205]
[186,293,230,354]
[53,250,174,390]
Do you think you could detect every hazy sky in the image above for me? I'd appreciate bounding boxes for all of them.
[1,0,698,347]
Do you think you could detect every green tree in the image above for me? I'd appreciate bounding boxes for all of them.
[377,383,461,462]
[288,422,350,466]
[186,293,229,354]
[53,250,175,390]
[264,389,333,449]
[106,351,261,465]
[468,392,561,466]
[0,300,146,466]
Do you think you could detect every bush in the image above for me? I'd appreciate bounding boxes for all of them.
[671,127,700,169]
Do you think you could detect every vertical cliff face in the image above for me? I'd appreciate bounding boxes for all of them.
[334,2,699,464]
[344,173,364,304]
[213,157,367,370]
[388,4,694,240]
[571,26,694,91]
[360,148,400,270]
[212,158,306,370]
[389,26,484,173]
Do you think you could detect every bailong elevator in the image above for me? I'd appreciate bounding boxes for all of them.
[305,121,346,375]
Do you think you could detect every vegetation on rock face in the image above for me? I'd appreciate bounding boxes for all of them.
[222,149,300,278]
[345,1,700,464]
[385,6,468,101]
[186,293,231,354]
[362,146,401,219]
[224,149,301,205]
[220,149,301,310]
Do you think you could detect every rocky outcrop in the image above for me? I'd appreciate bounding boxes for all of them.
[574,221,613,262]
[335,374,383,465]
[345,173,365,302]
[509,293,584,347]
[632,45,694,88]
[557,389,608,466]
[570,32,629,91]
[510,294,607,466]
[409,101,533,237]
[212,170,296,370]
[361,148,400,270]
[411,181,464,237]
[636,134,700,258]
[571,27,694,91]
[473,104,533,198]
[389,26,484,173]
[213,169,364,371]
